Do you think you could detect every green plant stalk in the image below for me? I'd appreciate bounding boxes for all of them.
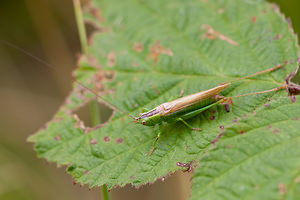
[90,100,101,126]
[89,101,111,200]
[73,0,88,55]
[73,1,111,199]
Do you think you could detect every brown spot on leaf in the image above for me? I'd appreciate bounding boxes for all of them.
[90,138,97,145]
[117,138,124,143]
[225,104,230,112]
[268,125,272,129]
[107,51,117,67]
[218,8,225,14]
[278,183,287,194]
[254,185,259,190]
[291,95,296,103]
[88,6,105,22]
[264,104,271,107]
[274,34,282,40]
[273,129,279,134]
[84,170,89,175]
[133,42,144,52]
[219,126,225,130]
[54,135,61,141]
[251,16,257,24]
[131,62,139,67]
[294,175,300,183]
[73,114,86,130]
[176,161,193,172]
[148,41,173,64]
[210,116,216,120]
[271,3,280,14]
[104,136,110,142]
[201,24,239,46]
[212,132,226,144]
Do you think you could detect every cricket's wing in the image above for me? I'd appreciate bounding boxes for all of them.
[159,83,231,116]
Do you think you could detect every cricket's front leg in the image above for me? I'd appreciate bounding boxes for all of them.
[149,124,163,155]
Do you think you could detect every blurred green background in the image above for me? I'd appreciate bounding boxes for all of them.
[0,0,298,199]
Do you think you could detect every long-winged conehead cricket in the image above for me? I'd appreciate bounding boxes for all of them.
[2,40,299,155]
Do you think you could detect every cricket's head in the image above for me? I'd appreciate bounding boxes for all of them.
[135,112,163,126]
[135,114,152,126]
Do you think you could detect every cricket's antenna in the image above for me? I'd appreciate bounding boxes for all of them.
[74,81,136,120]
[220,64,282,85]
[0,40,136,120]
[225,86,286,100]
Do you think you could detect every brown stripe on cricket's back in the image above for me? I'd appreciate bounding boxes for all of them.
[160,83,231,116]
[138,106,164,119]
[137,83,231,119]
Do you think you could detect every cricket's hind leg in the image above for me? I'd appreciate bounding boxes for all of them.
[178,118,201,131]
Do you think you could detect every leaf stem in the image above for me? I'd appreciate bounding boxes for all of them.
[73,1,111,199]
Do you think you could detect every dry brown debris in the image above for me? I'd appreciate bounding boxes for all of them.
[201,24,239,46]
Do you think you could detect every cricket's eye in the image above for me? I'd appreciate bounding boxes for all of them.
[142,120,147,125]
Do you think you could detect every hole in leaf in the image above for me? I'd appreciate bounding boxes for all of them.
[74,100,113,127]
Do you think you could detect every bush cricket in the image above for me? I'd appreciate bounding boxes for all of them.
[1,40,289,155]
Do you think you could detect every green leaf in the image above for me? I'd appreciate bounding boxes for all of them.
[28,0,300,198]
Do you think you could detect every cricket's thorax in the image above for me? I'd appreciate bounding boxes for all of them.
[138,105,166,119]
[139,83,230,119]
